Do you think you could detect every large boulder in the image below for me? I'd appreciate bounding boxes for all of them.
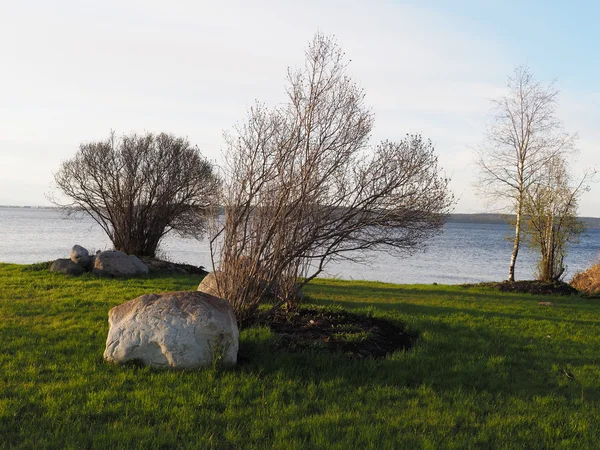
[50,258,86,276]
[93,251,149,277]
[70,245,90,269]
[104,291,239,368]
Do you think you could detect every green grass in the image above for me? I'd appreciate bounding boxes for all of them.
[1,263,599,449]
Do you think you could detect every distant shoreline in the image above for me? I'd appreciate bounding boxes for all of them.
[0,205,56,210]
[2,205,600,229]
[446,213,600,229]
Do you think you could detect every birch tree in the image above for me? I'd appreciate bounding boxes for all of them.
[524,155,592,282]
[476,66,575,282]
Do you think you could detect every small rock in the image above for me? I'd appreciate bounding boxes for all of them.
[50,258,86,276]
[93,251,148,277]
[197,272,223,298]
[129,255,149,276]
[70,245,91,268]
[198,272,305,304]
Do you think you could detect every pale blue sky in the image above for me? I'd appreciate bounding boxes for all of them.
[1,0,598,214]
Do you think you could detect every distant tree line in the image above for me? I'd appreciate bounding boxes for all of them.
[447,214,600,229]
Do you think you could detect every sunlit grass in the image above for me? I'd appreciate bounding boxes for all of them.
[1,263,599,449]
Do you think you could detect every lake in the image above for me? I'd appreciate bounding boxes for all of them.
[1,207,598,284]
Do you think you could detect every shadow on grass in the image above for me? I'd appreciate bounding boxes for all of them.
[326,298,600,328]
[308,282,600,323]
[307,280,592,301]
[236,290,600,403]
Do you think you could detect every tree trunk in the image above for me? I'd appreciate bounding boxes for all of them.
[539,204,556,283]
[508,203,522,282]
[547,208,556,281]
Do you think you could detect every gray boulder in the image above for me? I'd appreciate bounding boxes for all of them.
[198,271,305,304]
[197,271,222,298]
[197,271,271,300]
[129,255,150,276]
[93,250,148,277]
[70,245,90,269]
[104,291,239,368]
[50,258,86,276]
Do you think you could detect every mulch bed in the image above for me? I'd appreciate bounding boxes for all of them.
[462,280,579,296]
[138,257,209,276]
[257,308,416,359]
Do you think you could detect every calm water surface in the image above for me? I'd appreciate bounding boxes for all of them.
[1,207,598,284]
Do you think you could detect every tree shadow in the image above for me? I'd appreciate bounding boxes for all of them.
[308,282,600,325]
[237,292,600,402]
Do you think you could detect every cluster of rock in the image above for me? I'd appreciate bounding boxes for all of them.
[50,245,149,277]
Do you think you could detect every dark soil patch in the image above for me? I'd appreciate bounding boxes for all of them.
[23,261,54,272]
[256,308,416,359]
[138,257,209,276]
[462,280,579,296]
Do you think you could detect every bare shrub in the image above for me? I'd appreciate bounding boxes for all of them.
[53,132,220,257]
[570,264,600,295]
[523,154,592,282]
[209,33,454,320]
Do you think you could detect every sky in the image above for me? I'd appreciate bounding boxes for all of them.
[1,0,599,215]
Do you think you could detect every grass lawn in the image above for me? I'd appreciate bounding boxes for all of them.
[1,263,599,449]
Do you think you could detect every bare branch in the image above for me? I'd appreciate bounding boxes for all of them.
[210,33,454,321]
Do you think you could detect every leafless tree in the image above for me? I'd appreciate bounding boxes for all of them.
[523,155,593,282]
[53,132,220,257]
[209,33,453,320]
[476,66,576,282]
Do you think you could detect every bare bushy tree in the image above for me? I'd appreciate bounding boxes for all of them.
[476,66,576,282]
[209,33,453,320]
[524,155,593,282]
[53,132,220,257]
